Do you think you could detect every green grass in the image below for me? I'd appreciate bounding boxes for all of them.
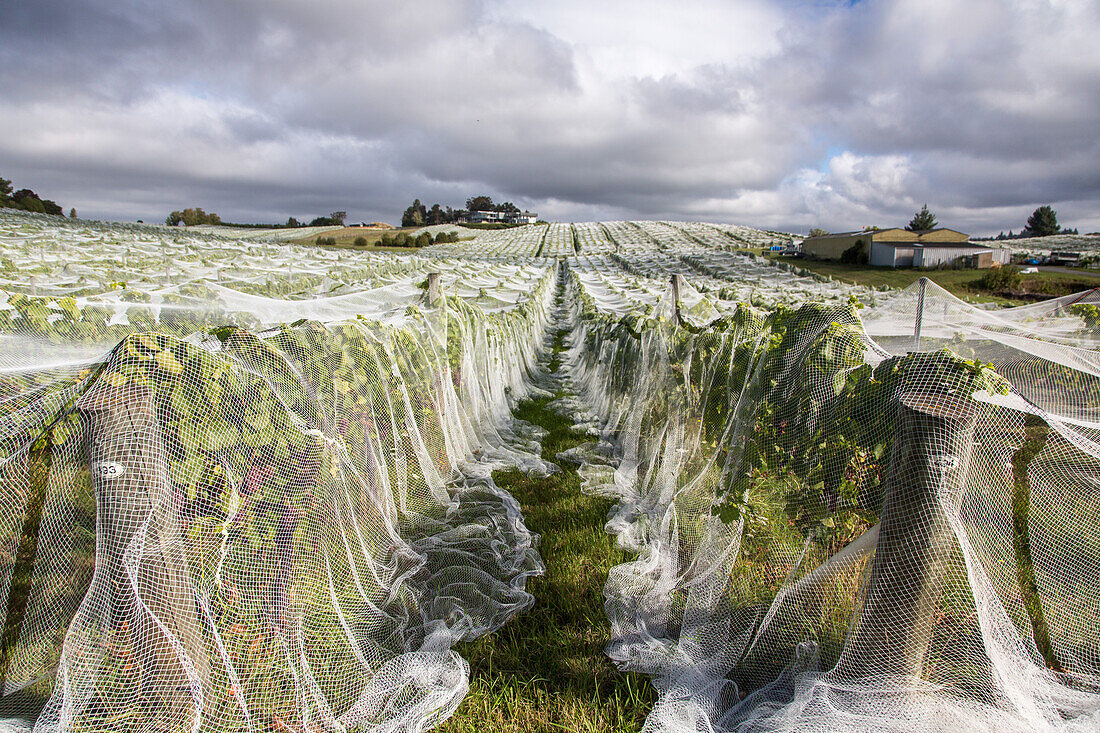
[769,256,1098,306]
[439,331,656,733]
[293,227,422,251]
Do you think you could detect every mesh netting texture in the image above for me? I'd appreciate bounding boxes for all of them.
[2,210,1100,732]
[559,262,1100,732]
[0,212,558,732]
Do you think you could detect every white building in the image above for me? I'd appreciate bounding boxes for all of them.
[804,227,1010,269]
[466,210,539,224]
[466,210,507,224]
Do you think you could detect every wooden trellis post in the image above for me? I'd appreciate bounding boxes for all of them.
[913,277,929,352]
[670,273,684,325]
[78,382,209,705]
[426,272,442,306]
[836,393,977,679]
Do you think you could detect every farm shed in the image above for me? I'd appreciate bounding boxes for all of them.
[804,227,1007,268]
[802,230,875,260]
[802,228,938,262]
[869,242,917,267]
[910,243,1007,268]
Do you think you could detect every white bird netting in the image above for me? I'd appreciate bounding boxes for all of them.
[561,265,1100,732]
[2,209,1100,732]
[0,212,556,732]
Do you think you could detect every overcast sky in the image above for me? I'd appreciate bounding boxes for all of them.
[2,0,1099,234]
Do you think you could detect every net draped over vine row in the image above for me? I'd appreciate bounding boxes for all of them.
[0,212,555,732]
[2,209,1100,732]
[560,258,1100,732]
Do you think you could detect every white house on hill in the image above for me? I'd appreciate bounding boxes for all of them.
[466,210,539,224]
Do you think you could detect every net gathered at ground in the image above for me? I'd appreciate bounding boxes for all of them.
[561,261,1100,732]
[0,211,558,732]
[2,209,1099,732]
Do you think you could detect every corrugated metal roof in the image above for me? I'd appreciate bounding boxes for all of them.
[875,242,990,249]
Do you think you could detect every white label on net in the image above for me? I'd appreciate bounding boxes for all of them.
[94,461,126,479]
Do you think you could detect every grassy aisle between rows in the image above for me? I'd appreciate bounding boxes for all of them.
[439,332,656,732]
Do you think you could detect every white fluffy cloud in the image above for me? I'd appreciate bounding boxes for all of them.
[1,0,1098,233]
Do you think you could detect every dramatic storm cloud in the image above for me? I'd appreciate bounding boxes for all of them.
[2,0,1098,233]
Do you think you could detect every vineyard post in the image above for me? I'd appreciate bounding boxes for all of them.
[1007,412,1065,673]
[670,273,684,325]
[913,277,928,351]
[1052,286,1100,318]
[426,272,442,306]
[29,276,36,296]
[835,393,976,679]
[78,382,210,703]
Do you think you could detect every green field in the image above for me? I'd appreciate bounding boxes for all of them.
[292,226,416,250]
[768,255,1099,306]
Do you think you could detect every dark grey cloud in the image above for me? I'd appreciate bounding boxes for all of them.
[1,0,1098,234]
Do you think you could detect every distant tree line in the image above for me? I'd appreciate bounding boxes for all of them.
[1,176,66,216]
[378,230,459,248]
[225,212,348,228]
[974,206,1079,240]
[292,211,347,227]
[167,209,349,228]
[400,195,521,227]
[313,230,460,248]
[166,207,222,226]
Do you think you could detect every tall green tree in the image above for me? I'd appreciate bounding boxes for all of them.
[15,193,46,214]
[1025,205,1059,237]
[427,203,444,225]
[306,210,348,227]
[166,207,221,226]
[401,199,426,227]
[906,204,938,231]
[0,178,62,214]
[69,208,77,219]
[11,189,60,215]
[465,195,493,212]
